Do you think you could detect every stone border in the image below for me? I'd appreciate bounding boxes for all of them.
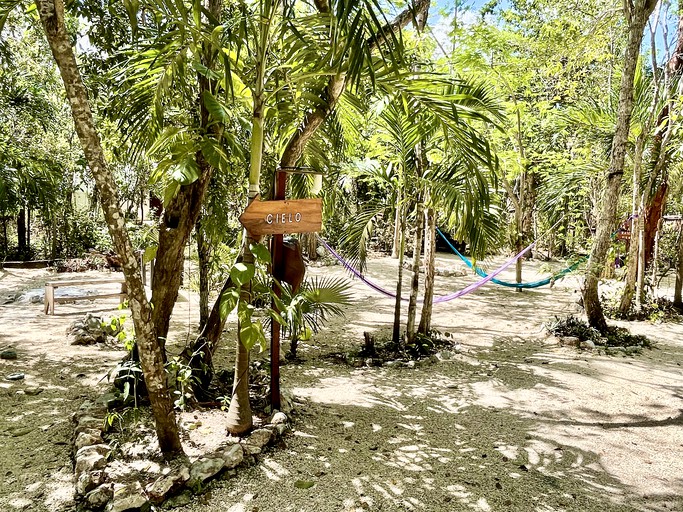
[72,402,291,511]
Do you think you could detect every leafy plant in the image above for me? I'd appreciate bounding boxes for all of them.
[546,315,653,350]
[272,276,353,359]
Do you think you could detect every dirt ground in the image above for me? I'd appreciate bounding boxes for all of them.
[1,252,683,512]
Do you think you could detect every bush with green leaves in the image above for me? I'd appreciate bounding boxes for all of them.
[546,315,652,349]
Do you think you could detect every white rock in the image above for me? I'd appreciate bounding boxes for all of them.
[75,452,107,478]
[105,482,148,512]
[86,483,113,509]
[271,412,288,425]
[75,432,104,451]
[76,470,105,496]
[190,456,225,483]
[76,443,111,459]
[221,444,244,469]
[246,428,272,449]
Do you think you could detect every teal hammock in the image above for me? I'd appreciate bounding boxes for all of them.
[436,228,586,289]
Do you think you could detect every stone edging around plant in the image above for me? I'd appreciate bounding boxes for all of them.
[72,402,291,511]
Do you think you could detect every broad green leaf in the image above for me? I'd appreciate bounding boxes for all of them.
[163,181,181,206]
[143,246,158,264]
[218,289,240,322]
[230,262,255,287]
[237,301,266,351]
[202,91,230,122]
[250,243,271,265]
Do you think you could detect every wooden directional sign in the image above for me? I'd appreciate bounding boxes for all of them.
[239,195,322,236]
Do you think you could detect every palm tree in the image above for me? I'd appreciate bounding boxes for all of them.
[339,75,502,343]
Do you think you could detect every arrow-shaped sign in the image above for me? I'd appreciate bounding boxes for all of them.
[239,195,322,236]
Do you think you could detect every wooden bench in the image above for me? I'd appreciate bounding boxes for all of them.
[44,278,127,315]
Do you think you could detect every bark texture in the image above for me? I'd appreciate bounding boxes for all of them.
[674,225,683,308]
[406,199,424,344]
[583,0,657,333]
[418,205,436,335]
[37,0,183,456]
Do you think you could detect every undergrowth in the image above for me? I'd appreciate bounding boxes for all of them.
[328,329,460,367]
[601,290,683,323]
[546,315,653,350]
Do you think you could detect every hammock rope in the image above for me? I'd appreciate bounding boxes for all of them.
[435,228,586,289]
[317,235,535,304]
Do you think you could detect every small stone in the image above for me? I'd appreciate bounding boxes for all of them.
[76,470,106,496]
[105,482,149,512]
[560,337,580,347]
[221,444,244,469]
[404,361,416,368]
[1,349,17,360]
[75,432,104,451]
[146,464,189,503]
[580,340,596,350]
[246,429,273,449]
[242,444,262,456]
[24,387,44,396]
[275,423,288,437]
[190,456,225,483]
[86,483,113,509]
[146,476,175,504]
[76,443,111,459]
[6,372,24,381]
[75,452,107,478]
[270,412,288,425]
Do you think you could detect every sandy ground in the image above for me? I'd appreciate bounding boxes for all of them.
[1,252,683,512]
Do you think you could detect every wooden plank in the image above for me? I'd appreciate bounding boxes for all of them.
[46,278,126,288]
[239,196,322,236]
[53,292,127,303]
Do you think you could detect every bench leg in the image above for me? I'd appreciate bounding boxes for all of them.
[45,285,54,315]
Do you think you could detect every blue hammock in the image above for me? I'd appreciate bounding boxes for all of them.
[436,228,586,289]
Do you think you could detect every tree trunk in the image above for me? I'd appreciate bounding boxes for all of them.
[640,14,683,273]
[406,198,424,344]
[636,208,647,309]
[392,207,406,344]
[418,204,436,335]
[150,0,223,347]
[17,207,26,258]
[619,133,646,315]
[391,188,402,259]
[582,0,656,334]
[196,216,210,330]
[643,182,668,269]
[37,0,183,456]
[674,224,683,308]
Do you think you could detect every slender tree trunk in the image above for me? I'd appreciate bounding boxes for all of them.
[636,206,647,309]
[674,224,683,308]
[418,204,436,335]
[150,0,223,348]
[619,134,646,314]
[196,216,210,330]
[391,189,402,259]
[17,207,26,258]
[406,198,424,344]
[583,0,657,333]
[640,14,683,272]
[37,0,183,456]
[392,207,406,344]
[651,218,662,291]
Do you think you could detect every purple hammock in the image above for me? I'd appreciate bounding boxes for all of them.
[317,236,536,304]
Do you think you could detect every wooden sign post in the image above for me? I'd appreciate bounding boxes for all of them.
[238,187,322,411]
[238,195,322,236]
